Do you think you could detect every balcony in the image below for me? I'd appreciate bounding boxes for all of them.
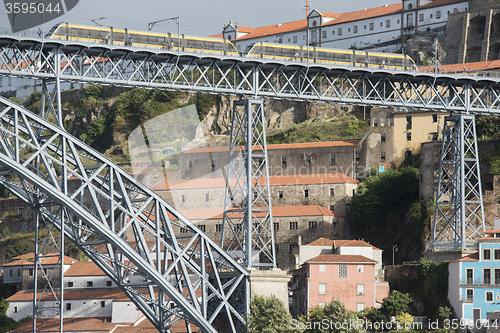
[460,295,474,303]
[460,278,500,286]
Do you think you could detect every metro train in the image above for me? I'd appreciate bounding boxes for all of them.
[45,23,416,70]
[243,42,417,69]
[45,23,240,55]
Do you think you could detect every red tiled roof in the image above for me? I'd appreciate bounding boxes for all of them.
[485,229,500,233]
[420,59,500,73]
[183,140,359,154]
[451,252,479,262]
[333,239,381,251]
[305,237,334,247]
[306,254,376,264]
[64,261,106,277]
[152,173,358,191]
[266,173,359,186]
[235,19,308,41]
[323,4,402,27]
[3,253,76,267]
[12,317,118,332]
[8,288,130,302]
[417,0,465,10]
[179,204,341,220]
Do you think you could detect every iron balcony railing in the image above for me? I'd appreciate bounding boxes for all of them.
[460,278,500,286]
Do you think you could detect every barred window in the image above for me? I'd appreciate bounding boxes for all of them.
[339,264,347,278]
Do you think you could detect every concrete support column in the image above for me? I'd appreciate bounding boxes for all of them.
[481,9,493,61]
[249,268,291,311]
[458,13,470,63]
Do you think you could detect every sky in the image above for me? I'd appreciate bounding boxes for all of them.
[0,0,400,36]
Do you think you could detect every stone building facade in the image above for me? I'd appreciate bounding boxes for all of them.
[367,107,448,167]
[151,173,359,216]
[446,0,500,63]
[178,141,361,180]
[126,205,343,270]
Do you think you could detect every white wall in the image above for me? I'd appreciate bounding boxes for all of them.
[448,261,462,319]
[112,301,145,323]
[338,246,373,259]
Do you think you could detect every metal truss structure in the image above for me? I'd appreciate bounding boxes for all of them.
[1,36,500,113]
[432,114,485,250]
[0,36,498,328]
[0,95,248,333]
[221,99,276,270]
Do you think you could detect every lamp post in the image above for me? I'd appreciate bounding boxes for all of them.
[148,16,180,51]
[392,244,398,266]
[91,17,106,27]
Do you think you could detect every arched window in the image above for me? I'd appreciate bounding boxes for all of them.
[228,35,232,41]
[408,3,413,9]
[312,21,317,27]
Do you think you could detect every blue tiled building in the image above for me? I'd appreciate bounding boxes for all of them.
[448,229,500,327]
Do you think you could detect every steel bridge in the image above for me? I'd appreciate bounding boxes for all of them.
[0,36,500,331]
[1,36,500,113]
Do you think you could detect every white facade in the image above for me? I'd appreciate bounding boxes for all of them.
[229,0,469,54]
[448,259,462,320]
[7,296,143,323]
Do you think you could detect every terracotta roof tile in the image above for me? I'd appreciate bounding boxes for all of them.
[417,0,465,10]
[8,289,129,302]
[235,19,308,41]
[152,173,358,191]
[305,237,334,246]
[450,252,479,262]
[420,59,500,73]
[183,140,359,154]
[323,4,402,27]
[12,317,117,332]
[64,261,106,277]
[3,253,76,267]
[333,239,381,251]
[179,204,340,220]
[306,254,376,264]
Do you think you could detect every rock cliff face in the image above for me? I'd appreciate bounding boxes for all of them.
[196,96,358,143]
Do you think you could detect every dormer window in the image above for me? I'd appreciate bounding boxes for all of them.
[408,3,413,9]
[312,21,317,27]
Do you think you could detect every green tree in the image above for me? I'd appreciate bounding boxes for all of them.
[396,312,414,330]
[304,299,363,333]
[380,290,412,320]
[244,295,296,333]
[350,167,422,263]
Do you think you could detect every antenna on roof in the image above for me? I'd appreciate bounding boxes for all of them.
[303,0,310,17]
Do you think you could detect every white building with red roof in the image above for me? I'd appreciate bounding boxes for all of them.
[2,253,76,291]
[291,237,389,315]
[220,0,468,53]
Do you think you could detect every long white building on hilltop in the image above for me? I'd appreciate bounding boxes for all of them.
[219,0,468,53]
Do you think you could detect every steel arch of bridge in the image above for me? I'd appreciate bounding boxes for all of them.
[2,36,500,113]
[0,95,248,332]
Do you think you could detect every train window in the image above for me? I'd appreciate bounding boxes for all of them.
[114,32,124,42]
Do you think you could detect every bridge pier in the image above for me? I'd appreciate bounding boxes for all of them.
[432,114,486,250]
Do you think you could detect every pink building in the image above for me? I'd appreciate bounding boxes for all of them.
[297,254,378,314]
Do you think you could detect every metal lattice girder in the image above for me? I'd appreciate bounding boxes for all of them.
[221,99,276,270]
[432,114,486,250]
[0,96,249,333]
[2,36,500,112]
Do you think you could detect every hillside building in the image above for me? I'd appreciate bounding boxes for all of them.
[290,237,389,315]
[151,173,358,216]
[448,227,500,328]
[367,107,448,167]
[220,0,468,53]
